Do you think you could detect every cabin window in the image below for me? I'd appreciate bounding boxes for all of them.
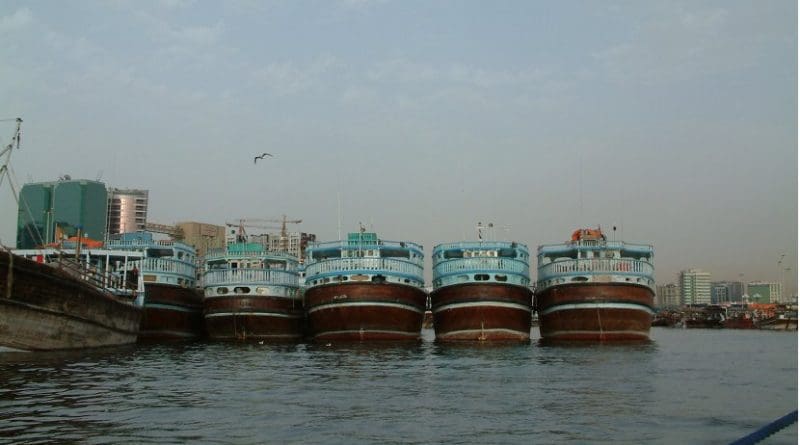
[444,250,464,259]
[498,249,516,258]
[234,287,250,294]
[217,287,228,294]
[256,287,269,294]
[474,274,490,281]
[495,274,508,282]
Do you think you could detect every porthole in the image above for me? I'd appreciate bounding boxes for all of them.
[217,287,228,295]
[234,286,250,294]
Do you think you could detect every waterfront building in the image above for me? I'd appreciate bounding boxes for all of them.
[680,269,711,306]
[249,232,317,262]
[176,221,226,258]
[710,281,746,304]
[268,232,316,262]
[711,282,729,304]
[16,178,108,248]
[747,282,782,304]
[656,283,680,308]
[106,188,148,235]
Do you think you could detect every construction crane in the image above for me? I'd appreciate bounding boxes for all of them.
[225,216,302,252]
[224,219,281,244]
[144,222,184,239]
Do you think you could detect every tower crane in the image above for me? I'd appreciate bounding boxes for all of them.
[225,216,302,252]
[224,219,282,244]
[268,215,302,252]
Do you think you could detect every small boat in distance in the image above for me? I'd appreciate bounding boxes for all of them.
[303,230,427,342]
[430,240,532,342]
[203,241,303,341]
[535,228,655,342]
[107,232,204,341]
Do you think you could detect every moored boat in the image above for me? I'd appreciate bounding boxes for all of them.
[430,241,532,342]
[203,242,303,341]
[0,119,142,351]
[303,231,427,342]
[107,232,204,341]
[757,310,798,331]
[535,228,655,342]
[1,247,142,351]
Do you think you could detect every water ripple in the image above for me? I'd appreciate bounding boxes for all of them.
[0,329,796,444]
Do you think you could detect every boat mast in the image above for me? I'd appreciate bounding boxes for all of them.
[0,117,22,191]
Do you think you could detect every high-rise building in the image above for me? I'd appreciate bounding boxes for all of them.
[107,188,148,235]
[711,282,729,304]
[680,269,711,306]
[710,281,746,304]
[656,283,680,308]
[747,282,783,304]
[16,178,108,248]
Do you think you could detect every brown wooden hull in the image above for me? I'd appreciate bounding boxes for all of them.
[0,252,141,351]
[139,284,205,341]
[536,283,654,342]
[203,295,304,341]
[430,283,532,342]
[305,283,426,342]
[722,317,757,329]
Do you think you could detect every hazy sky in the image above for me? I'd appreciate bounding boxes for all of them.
[0,1,796,292]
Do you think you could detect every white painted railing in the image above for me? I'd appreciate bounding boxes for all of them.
[204,268,299,287]
[305,257,424,279]
[537,258,654,280]
[433,257,529,279]
[137,257,196,279]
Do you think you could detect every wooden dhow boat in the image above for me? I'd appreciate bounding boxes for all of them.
[203,242,303,341]
[535,228,655,342]
[303,231,427,342]
[430,240,532,342]
[1,247,142,351]
[106,232,204,341]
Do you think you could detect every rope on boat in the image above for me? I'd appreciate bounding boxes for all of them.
[729,410,797,445]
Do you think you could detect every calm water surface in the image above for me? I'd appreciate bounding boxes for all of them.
[1,328,796,444]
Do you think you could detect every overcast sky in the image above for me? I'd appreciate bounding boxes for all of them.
[0,1,796,292]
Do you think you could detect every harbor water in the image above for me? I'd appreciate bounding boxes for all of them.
[1,328,796,444]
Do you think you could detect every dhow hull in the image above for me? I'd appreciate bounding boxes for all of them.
[139,284,205,341]
[430,283,532,342]
[0,252,141,351]
[204,295,304,341]
[305,283,426,342]
[536,283,654,342]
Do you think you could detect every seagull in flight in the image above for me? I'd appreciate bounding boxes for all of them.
[254,152,273,164]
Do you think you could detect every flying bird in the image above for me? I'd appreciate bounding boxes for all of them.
[254,152,273,164]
